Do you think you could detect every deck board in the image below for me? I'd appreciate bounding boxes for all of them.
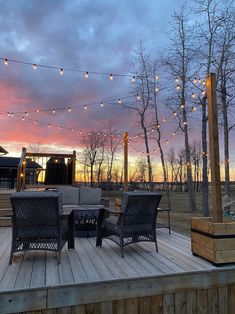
[0,228,234,293]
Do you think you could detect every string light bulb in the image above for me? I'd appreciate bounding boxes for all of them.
[32,64,37,70]
[176,85,181,90]
[181,104,185,109]
[52,109,56,114]
[192,93,196,98]
[37,109,40,113]
[175,77,179,83]
[84,71,89,79]
[155,87,159,93]
[35,120,38,124]
[193,77,198,84]
[100,101,104,107]
[109,74,113,80]
[132,75,136,83]
[163,118,167,122]
[173,111,177,116]
[118,98,122,104]
[22,117,25,121]
[60,68,64,75]
[4,58,8,65]
[192,106,197,112]
[155,75,159,80]
[201,90,206,95]
[48,123,51,128]
[84,104,87,110]
[136,94,141,100]
[183,121,187,126]
[25,112,28,116]
[172,132,176,136]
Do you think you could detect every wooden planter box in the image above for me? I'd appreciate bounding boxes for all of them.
[191,217,235,265]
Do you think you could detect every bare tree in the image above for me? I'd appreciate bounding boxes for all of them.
[216,2,235,201]
[164,6,197,212]
[82,131,104,187]
[125,44,153,189]
[105,121,121,190]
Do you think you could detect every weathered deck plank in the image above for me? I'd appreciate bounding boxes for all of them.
[0,228,234,313]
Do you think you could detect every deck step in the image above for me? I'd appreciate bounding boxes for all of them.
[0,193,12,208]
[0,217,12,227]
[0,208,12,217]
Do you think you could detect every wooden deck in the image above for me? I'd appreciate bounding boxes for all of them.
[0,227,234,313]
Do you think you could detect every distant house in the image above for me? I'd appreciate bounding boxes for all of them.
[0,146,8,155]
[0,157,42,189]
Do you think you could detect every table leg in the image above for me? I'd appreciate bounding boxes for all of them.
[68,211,75,249]
[96,208,104,247]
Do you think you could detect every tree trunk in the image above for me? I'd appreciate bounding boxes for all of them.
[141,116,153,190]
[90,163,94,187]
[222,91,230,199]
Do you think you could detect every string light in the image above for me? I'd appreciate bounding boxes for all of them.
[25,112,28,116]
[37,109,40,113]
[22,117,25,121]
[183,121,187,126]
[201,90,206,95]
[155,75,159,80]
[155,87,159,93]
[68,107,71,112]
[180,104,185,109]
[175,78,179,83]
[136,94,141,100]
[173,112,177,116]
[193,78,198,84]
[84,104,87,110]
[48,123,51,128]
[176,85,181,90]
[0,56,139,80]
[52,109,56,114]
[192,106,197,112]
[192,93,196,98]
[109,74,113,80]
[84,71,89,79]
[100,101,104,107]
[118,99,122,104]
[163,118,167,123]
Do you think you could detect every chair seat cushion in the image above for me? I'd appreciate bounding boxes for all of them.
[103,216,120,232]
[79,187,101,205]
[58,186,79,205]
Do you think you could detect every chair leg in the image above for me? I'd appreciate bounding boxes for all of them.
[57,251,61,264]
[120,237,124,258]
[9,252,13,265]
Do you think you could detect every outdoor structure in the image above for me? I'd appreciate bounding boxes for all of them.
[0,156,41,189]
[191,73,235,264]
[16,147,76,191]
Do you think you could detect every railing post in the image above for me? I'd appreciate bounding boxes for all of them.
[72,150,76,186]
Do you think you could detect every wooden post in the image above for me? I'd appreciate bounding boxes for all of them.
[207,73,223,223]
[124,132,128,191]
[72,150,76,186]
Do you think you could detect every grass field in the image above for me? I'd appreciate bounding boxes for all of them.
[103,187,235,236]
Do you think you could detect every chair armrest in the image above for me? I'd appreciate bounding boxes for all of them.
[101,198,109,207]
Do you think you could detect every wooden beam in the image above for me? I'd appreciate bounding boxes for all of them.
[72,150,76,186]
[124,131,128,192]
[206,73,223,223]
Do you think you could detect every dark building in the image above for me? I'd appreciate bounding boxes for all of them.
[44,157,72,185]
[0,157,41,189]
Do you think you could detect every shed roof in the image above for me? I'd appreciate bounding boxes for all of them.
[0,157,41,169]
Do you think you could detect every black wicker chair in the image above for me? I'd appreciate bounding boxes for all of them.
[10,191,71,264]
[96,192,162,257]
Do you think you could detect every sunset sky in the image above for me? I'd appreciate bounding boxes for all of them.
[1,0,235,176]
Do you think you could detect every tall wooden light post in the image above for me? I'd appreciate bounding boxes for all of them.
[207,73,223,222]
[191,73,235,265]
[124,131,128,191]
